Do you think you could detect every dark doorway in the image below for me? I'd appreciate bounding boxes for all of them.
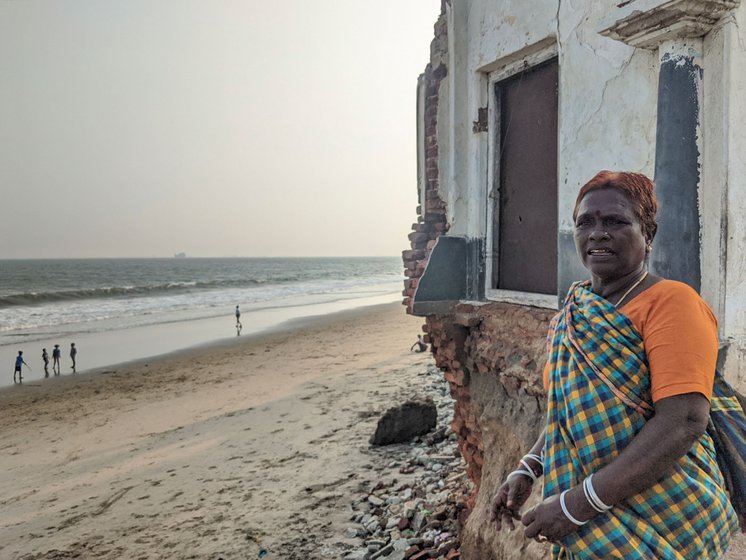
[493,58,558,295]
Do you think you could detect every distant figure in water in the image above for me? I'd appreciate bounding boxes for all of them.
[235,305,242,336]
[70,342,77,372]
[42,348,50,377]
[52,344,61,374]
[14,351,29,383]
[410,334,428,353]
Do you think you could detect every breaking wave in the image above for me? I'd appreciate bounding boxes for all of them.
[0,278,306,308]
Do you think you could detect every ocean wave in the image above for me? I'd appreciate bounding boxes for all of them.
[0,278,403,335]
[0,273,398,309]
[0,282,216,307]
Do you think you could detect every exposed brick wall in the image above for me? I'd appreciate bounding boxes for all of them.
[402,6,449,314]
[428,302,555,560]
[426,303,552,493]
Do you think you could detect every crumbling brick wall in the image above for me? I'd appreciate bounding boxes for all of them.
[402,6,448,313]
[426,303,553,560]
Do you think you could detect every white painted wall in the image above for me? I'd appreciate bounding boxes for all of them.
[439,0,557,237]
[702,19,728,331]
[436,0,657,237]
[432,0,746,386]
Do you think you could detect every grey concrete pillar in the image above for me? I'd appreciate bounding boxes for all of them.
[650,40,703,291]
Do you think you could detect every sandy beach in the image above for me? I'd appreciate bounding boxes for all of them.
[0,302,437,559]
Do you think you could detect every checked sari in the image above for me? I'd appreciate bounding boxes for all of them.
[543,282,738,559]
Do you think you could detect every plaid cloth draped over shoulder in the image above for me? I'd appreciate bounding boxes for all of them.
[543,282,738,559]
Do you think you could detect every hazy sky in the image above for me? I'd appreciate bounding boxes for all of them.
[0,0,441,258]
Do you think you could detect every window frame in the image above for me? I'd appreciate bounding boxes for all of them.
[485,45,560,310]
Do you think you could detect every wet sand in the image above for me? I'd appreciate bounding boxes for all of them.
[0,290,401,389]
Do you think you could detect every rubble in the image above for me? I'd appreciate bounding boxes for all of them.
[342,365,471,560]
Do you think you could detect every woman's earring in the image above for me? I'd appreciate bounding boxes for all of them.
[646,243,652,253]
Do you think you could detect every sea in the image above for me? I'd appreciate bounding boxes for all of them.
[0,257,404,386]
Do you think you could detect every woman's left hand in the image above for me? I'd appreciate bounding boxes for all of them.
[521,494,580,543]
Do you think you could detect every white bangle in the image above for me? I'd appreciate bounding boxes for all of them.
[519,458,542,479]
[560,490,588,526]
[524,453,543,464]
[522,454,544,474]
[507,468,537,483]
[584,474,612,512]
[582,478,607,513]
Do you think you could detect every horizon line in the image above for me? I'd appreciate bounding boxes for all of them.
[0,255,402,261]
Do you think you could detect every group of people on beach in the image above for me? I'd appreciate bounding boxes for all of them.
[14,304,242,384]
[13,342,76,383]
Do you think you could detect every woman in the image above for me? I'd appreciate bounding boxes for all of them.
[491,171,739,558]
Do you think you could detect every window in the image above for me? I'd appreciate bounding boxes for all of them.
[487,57,558,303]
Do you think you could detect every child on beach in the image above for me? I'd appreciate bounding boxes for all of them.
[410,334,428,353]
[42,348,50,376]
[14,351,29,383]
[52,344,61,374]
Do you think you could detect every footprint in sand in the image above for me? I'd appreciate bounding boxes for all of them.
[163,491,183,503]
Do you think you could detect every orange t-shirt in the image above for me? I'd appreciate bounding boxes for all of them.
[543,280,717,402]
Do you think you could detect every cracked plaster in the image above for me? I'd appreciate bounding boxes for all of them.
[557,0,656,229]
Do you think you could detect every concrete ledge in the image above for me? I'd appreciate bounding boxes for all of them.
[412,235,484,317]
[599,0,740,49]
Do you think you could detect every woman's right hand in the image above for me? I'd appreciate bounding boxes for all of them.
[490,474,534,531]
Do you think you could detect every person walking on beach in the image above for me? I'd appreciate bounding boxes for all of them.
[42,348,50,377]
[70,342,77,372]
[235,305,242,335]
[52,344,61,374]
[14,351,29,383]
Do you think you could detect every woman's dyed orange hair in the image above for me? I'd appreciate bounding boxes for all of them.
[573,170,658,242]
